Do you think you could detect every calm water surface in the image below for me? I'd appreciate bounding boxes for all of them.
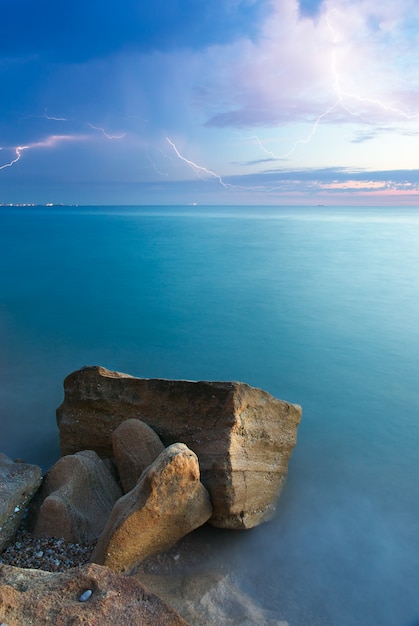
[1,204,419,625]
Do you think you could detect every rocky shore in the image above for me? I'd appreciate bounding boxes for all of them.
[0,528,94,572]
[0,366,301,625]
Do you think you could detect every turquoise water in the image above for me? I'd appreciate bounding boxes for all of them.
[1,204,419,625]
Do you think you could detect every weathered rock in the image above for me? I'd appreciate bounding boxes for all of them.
[91,443,213,573]
[112,418,165,493]
[32,450,122,543]
[0,563,188,625]
[0,453,42,552]
[57,366,302,529]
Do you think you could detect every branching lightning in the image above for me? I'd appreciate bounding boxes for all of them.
[165,3,419,198]
[326,12,419,123]
[166,137,234,189]
[246,9,419,166]
[0,116,127,174]
[2,6,418,200]
[166,137,292,194]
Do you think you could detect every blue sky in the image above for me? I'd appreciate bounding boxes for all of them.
[1,0,419,205]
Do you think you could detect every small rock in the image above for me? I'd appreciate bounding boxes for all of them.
[33,450,122,543]
[0,562,188,625]
[112,418,165,493]
[79,589,93,602]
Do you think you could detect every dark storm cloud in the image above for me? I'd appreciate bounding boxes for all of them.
[0,0,271,62]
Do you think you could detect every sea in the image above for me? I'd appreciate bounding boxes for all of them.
[1,204,419,625]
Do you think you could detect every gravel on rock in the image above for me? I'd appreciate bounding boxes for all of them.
[0,528,95,572]
[1,520,227,575]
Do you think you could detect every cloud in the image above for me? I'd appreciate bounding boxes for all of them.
[0,0,271,62]
[223,165,419,194]
[198,0,419,132]
[3,0,419,139]
[236,157,281,166]
[2,0,419,205]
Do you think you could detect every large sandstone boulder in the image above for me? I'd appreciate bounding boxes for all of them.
[57,366,302,529]
[0,453,42,551]
[112,418,165,493]
[32,450,122,543]
[0,563,188,625]
[91,443,213,573]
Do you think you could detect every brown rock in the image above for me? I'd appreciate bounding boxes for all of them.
[0,562,188,625]
[0,453,42,551]
[32,450,122,543]
[57,366,302,529]
[112,418,165,493]
[91,443,213,573]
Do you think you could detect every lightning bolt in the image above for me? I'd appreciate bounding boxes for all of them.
[43,109,67,122]
[0,135,87,171]
[246,9,419,165]
[240,135,279,160]
[166,137,234,189]
[2,6,416,200]
[165,137,293,194]
[146,152,168,177]
[88,123,126,140]
[1,109,128,175]
[0,146,28,170]
[326,11,419,122]
[20,110,68,123]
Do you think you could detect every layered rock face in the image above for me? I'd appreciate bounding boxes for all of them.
[0,563,188,625]
[0,454,42,551]
[92,443,213,572]
[57,365,302,529]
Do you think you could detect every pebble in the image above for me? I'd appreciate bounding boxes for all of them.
[0,528,94,572]
[79,589,93,602]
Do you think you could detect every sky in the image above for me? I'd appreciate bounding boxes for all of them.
[1,0,419,206]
